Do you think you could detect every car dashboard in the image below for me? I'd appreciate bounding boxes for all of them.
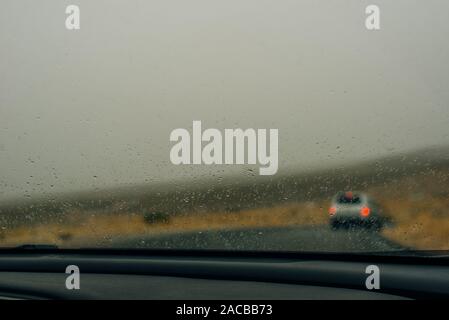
[0,250,446,300]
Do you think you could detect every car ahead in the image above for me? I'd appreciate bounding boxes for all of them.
[328,192,384,230]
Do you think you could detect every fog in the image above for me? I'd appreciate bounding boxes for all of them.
[1,0,449,200]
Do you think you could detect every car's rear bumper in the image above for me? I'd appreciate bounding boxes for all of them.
[330,216,381,227]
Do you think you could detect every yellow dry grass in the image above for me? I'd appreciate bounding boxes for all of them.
[380,197,449,250]
[367,171,449,250]
[0,201,329,248]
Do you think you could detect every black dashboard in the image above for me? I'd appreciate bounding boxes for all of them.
[0,250,446,300]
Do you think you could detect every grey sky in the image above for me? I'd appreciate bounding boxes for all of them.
[1,0,449,200]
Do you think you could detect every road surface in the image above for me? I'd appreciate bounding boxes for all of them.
[110,225,404,252]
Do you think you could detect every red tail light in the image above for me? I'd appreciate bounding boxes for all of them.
[328,206,337,216]
[360,206,371,217]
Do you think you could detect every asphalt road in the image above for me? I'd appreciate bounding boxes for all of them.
[110,225,404,252]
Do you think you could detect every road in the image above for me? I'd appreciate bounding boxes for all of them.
[110,225,404,252]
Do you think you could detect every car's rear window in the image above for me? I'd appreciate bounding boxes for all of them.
[337,193,361,204]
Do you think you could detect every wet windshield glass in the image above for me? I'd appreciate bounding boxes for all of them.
[1,0,448,254]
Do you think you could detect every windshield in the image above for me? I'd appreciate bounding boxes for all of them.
[1,0,448,255]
